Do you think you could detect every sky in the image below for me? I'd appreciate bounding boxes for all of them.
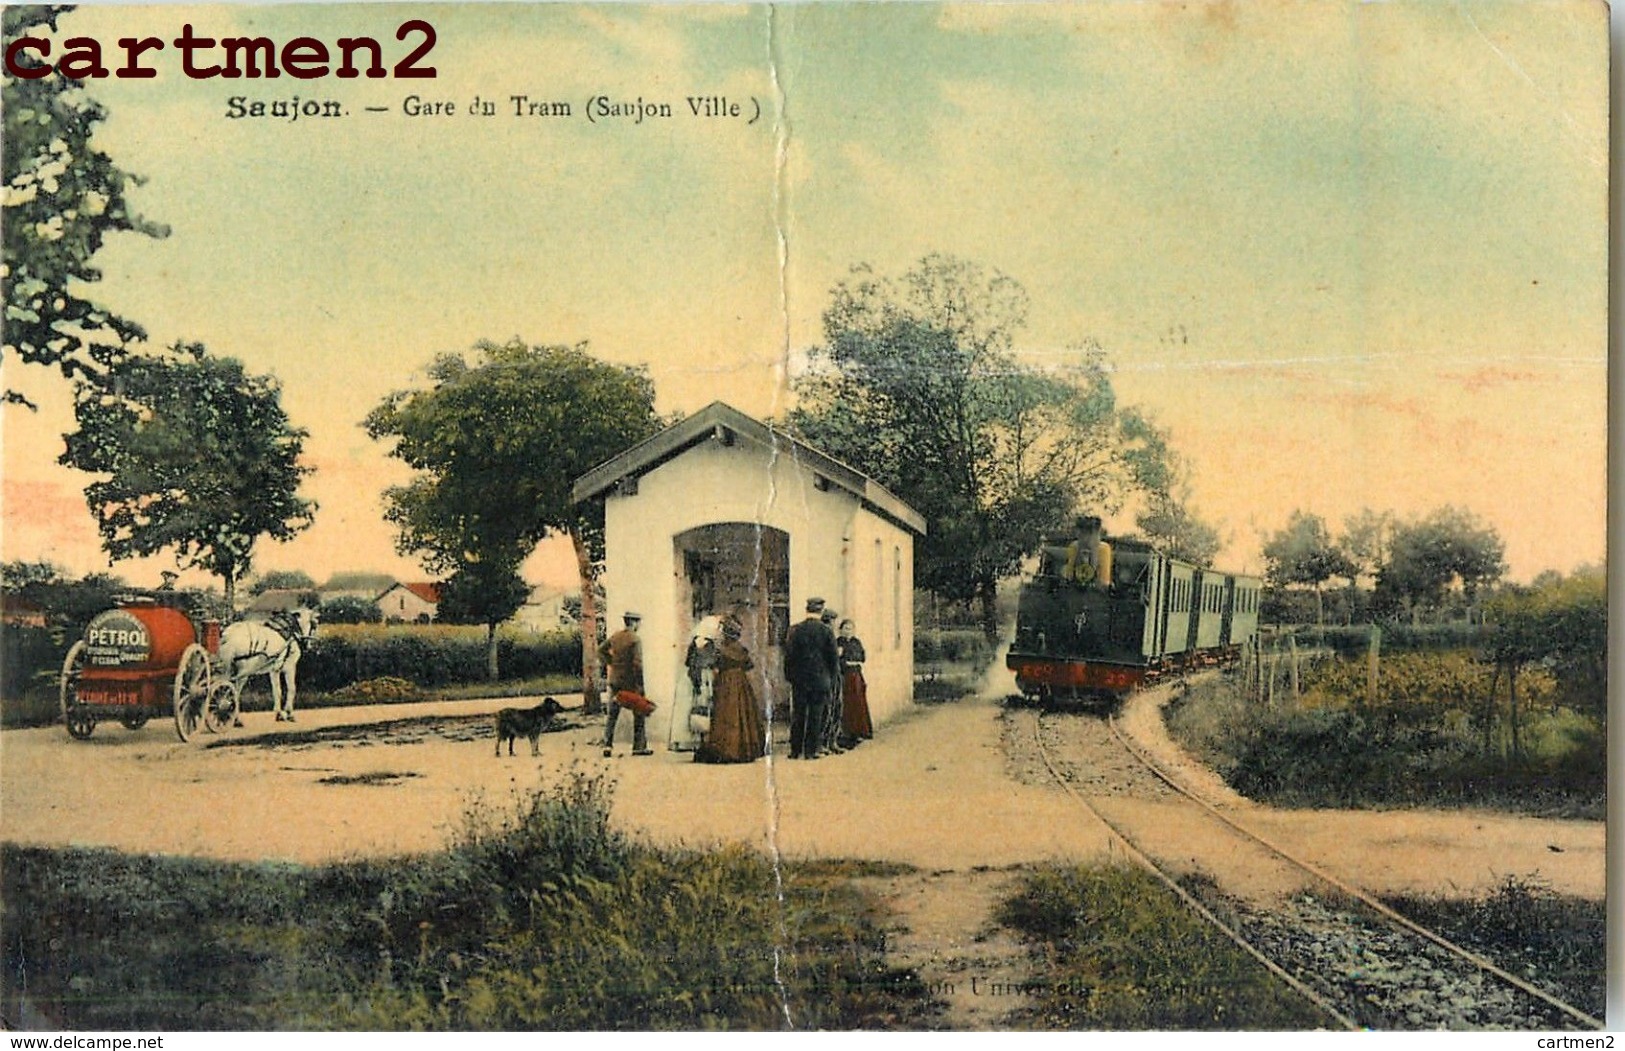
[1,0,1609,592]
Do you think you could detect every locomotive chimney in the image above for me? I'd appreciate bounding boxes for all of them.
[1072,515,1103,581]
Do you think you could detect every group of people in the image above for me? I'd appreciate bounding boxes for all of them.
[596,598,875,764]
[783,597,872,761]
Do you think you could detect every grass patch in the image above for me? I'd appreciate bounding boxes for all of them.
[996,864,1326,1029]
[791,859,920,880]
[1165,674,1604,819]
[913,661,984,705]
[2,769,929,1030]
[1384,877,1605,1020]
[240,675,584,714]
[317,771,422,786]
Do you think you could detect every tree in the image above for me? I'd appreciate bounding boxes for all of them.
[58,341,316,609]
[318,594,383,625]
[790,255,1164,641]
[3,6,168,406]
[248,569,317,595]
[1482,567,1606,756]
[1339,508,1396,586]
[1126,410,1222,567]
[365,340,662,689]
[1136,493,1222,568]
[1261,511,1354,626]
[1377,506,1505,623]
[1,559,60,588]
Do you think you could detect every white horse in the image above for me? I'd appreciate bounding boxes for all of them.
[216,607,318,723]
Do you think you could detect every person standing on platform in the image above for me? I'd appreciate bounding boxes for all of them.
[783,597,838,759]
[819,606,845,754]
[695,618,767,764]
[672,612,720,753]
[837,618,873,747]
[601,611,651,758]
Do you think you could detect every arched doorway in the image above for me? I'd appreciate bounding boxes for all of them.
[673,523,790,717]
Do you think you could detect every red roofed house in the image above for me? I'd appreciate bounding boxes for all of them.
[376,582,442,624]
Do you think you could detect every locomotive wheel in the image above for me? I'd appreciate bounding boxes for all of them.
[173,644,211,743]
[202,681,240,734]
[58,642,95,740]
[120,712,151,731]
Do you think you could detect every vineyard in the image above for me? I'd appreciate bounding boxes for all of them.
[1167,651,1604,819]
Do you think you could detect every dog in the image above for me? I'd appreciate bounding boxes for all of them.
[494,697,564,757]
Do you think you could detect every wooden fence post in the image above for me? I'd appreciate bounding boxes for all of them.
[1267,641,1278,708]
[1288,635,1300,699]
[1366,625,1382,706]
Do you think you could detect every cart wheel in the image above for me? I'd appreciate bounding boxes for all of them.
[120,712,151,731]
[173,644,211,742]
[58,642,96,740]
[65,706,96,740]
[202,681,240,734]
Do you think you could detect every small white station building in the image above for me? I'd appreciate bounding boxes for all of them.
[571,402,926,739]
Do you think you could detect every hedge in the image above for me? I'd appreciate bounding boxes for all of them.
[914,629,994,671]
[297,629,582,691]
[1280,623,1486,658]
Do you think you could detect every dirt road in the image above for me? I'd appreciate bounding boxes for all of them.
[2,685,1602,1029]
[2,685,1602,892]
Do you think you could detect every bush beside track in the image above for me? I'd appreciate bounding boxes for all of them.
[1166,668,1604,819]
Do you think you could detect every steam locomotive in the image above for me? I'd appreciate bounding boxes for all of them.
[1006,516,1261,703]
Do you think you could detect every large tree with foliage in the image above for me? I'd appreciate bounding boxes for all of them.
[3,6,168,406]
[1136,493,1222,568]
[1126,412,1222,567]
[247,569,317,595]
[1482,566,1605,755]
[365,340,662,691]
[790,255,1168,640]
[1261,511,1353,626]
[59,342,315,609]
[1377,506,1505,623]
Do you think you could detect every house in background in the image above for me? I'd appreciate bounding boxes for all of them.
[320,572,398,601]
[572,401,925,741]
[513,585,580,632]
[376,582,441,624]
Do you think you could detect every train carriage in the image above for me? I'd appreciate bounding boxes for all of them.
[1190,570,1225,652]
[1222,574,1263,650]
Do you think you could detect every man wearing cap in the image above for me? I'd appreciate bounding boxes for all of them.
[600,611,651,757]
[783,597,839,759]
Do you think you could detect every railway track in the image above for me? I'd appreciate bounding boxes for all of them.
[1026,707,1603,1031]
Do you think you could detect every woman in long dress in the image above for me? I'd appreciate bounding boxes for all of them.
[837,619,873,746]
[695,619,766,764]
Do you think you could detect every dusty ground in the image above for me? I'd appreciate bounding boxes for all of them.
[1,684,1604,1028]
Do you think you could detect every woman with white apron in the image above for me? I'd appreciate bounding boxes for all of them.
[670,612,720,752]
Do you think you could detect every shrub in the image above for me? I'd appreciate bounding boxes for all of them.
[1166,672,1604,817]
[319,596,384,624]
[1293,623,1487,658]
[330,677,424,703]
[914,629,992,672]
[298,627,581,692]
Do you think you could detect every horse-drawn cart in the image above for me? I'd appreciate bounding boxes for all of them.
[58,598,239,742]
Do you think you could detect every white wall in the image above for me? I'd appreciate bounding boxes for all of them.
[600,434,916,741]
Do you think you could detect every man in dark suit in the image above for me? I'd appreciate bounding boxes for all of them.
[601,611,650,757]
[783,597,838,759]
